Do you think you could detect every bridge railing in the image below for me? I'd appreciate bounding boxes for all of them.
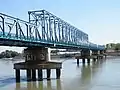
[0,13,37,41]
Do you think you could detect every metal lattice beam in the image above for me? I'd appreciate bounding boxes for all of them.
[0,10,105,50]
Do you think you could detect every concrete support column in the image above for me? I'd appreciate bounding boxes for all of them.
[82,58,85,64]
[47,69,51,80]
[77,59,79,65]
[56,69,61,79]
[32,69,36,81]
[15,69,20,82]
[38,69,43,81]
[87,59,90,64]
[27,69,31,81]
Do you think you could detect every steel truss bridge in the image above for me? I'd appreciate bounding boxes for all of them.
[0,10,104,50]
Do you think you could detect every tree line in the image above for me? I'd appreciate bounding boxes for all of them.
[106,43,120,51]
[0,50,21,58]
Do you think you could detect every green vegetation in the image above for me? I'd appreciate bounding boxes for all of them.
[106,43,120,51]
[0,50,21,58]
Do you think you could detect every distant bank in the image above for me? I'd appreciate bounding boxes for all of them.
[106,50,120,56]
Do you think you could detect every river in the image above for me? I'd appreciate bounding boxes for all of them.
[0,56,120,90]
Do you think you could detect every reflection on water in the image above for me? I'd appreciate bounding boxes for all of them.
[15,79,62,90]
[1,57,120,90]
[14,59,105,90]
[80,64,92,85]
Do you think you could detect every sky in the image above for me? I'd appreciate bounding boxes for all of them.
[0,0,120,52]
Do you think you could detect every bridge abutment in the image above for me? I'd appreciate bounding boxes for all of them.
[14,47,62,82]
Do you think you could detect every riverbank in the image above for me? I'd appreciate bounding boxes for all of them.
[106,52,120,56]
[1,51,120,61]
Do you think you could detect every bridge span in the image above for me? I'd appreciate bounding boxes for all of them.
[0,10,104,50]
[0,10,105,82]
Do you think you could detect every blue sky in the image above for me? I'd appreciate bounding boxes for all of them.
[0,0,120,52]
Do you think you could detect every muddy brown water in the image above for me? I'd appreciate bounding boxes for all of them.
[0,57,120,90]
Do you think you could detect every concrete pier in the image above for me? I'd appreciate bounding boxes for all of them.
[87,59,90,64]
[38,69,43,81]
[14,61,62,81]
[77,59,79,65]
[32,69,36,81]
[82,58,86,64]
[75,55,98,65]
[27,69,31,81]
[56,69,61,79]
[81,49,90,57]
[47,69,51,80]
[14,47,62,82]
[75,49,106,65]
[81,49,90,64]
[15,69,20,82]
